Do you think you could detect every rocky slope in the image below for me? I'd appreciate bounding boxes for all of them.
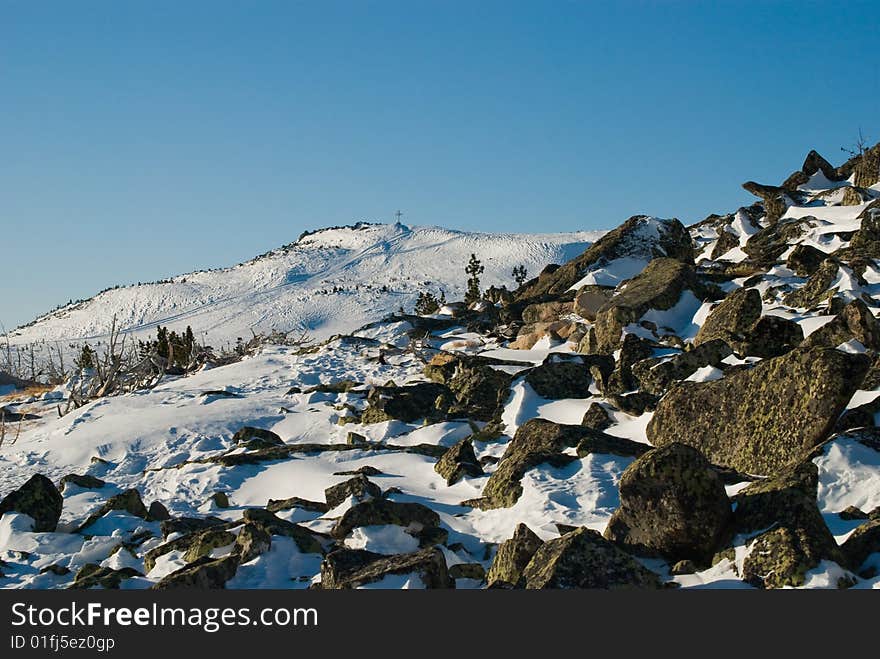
[1,142,880,590]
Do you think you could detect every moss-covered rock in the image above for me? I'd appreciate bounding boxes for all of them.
[485,523,544,588]
[575,432,650,459]
[0,474,63,532]
[524,361,593,399]
[742,315,804,358]
[840,519,880,573]
[463,419,589,510]
[330,499,441,539]
[324,474,382,509]
[233,523,272,563]
[361,381,453,424]
[632,339,732,395]
[604,443,731,563]
[522,527,662,589]
[732,462,840,588]
[786,244,828,276]
[182,529,238,564]
[153,554,240,589]
[71,564,142,590]
[783,259,839,309]
[694,287,761,348]
[647,347,870,475]
[604,334,654,394]
[515,216,694,301]
[241,508,323,554]
[449,563,486,581]
[594,258,698,353]
[424,353,513,421]
[580,402,612,431]
[320,547,452,589]
[145,524,238,572]
[803,298,880,351]
[434,439,483,485]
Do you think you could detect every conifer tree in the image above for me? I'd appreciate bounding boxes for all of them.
[513,265,528,287]
[465,254,484,306]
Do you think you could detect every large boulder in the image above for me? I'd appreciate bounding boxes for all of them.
[694,287,761,348]
[632,339,732,396]
[486,523,544,588]
[786,244,828,277]
[515,216,694,300]
[361,382,453,424]
[803,299,880,351]
[524,361,593,399]
[783,259,839,309]
[463,419,589,510]
[232,426,284,448]
[240,508,323,554]
[604,443,731,563]
[573,286,613,321]
[594,258,699,353]
[153,555,240,589]
[521,527,662,589]
[330,499,441,539]
[0,474,63,532]
[840,519,880,574]
[320,547,452,589]
[647,347,870,475]
[743,315,804,358]
[424,354,513,421]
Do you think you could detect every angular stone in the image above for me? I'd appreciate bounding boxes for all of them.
[0,474,63,532]
[486,523,544,588]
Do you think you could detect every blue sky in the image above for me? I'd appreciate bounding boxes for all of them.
[1,1,878,329]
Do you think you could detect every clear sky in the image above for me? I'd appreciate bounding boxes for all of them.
[1,1,878,330]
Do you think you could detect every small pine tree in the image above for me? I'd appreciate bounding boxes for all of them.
[415,291,441,315]
[75,344,95,370]
[513,265,528,287]
[465,254,484,306]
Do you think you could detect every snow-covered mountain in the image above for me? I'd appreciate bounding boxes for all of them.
[7,222,603,349]
[2,142,880,591]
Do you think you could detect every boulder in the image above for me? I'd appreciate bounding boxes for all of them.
[77,489,149,532]
[434,439,483,485]
[732,462,840,588]
[424,353,512,421]
[803,299,880,351]
[603,334,654,394]
[330,499,441,539]
[594,258,699,353]
[632,340,732,395]
[522,527,662,589]
[573,286,613,321]
[604,444,731,563]
[840,520,880,573]
[145,525,238,572]
[266,497,330,514]
[324,474,382,509]
[515,216,694,301]
[524,361,592,399]
[71,564,142,590]
[241,509,323,554]
[694,287,761,348]
[647,347,870,475]
[786,244,828,276]
[361,382,453,424]
[148,501,171,521]
[0,475,63,532]
[153,555,240,589]
[320,547,452,589]
[59,474,106,491]
[233,523,272,563]
[742,315,804,358]
[575,432,650,459]
[232,426,284,448]
[486,523,544,588]
[522,300,572,324]
[783,259,839,309]
[463,419,589,510]
[742,181,788,224]
[581,402,612,431]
